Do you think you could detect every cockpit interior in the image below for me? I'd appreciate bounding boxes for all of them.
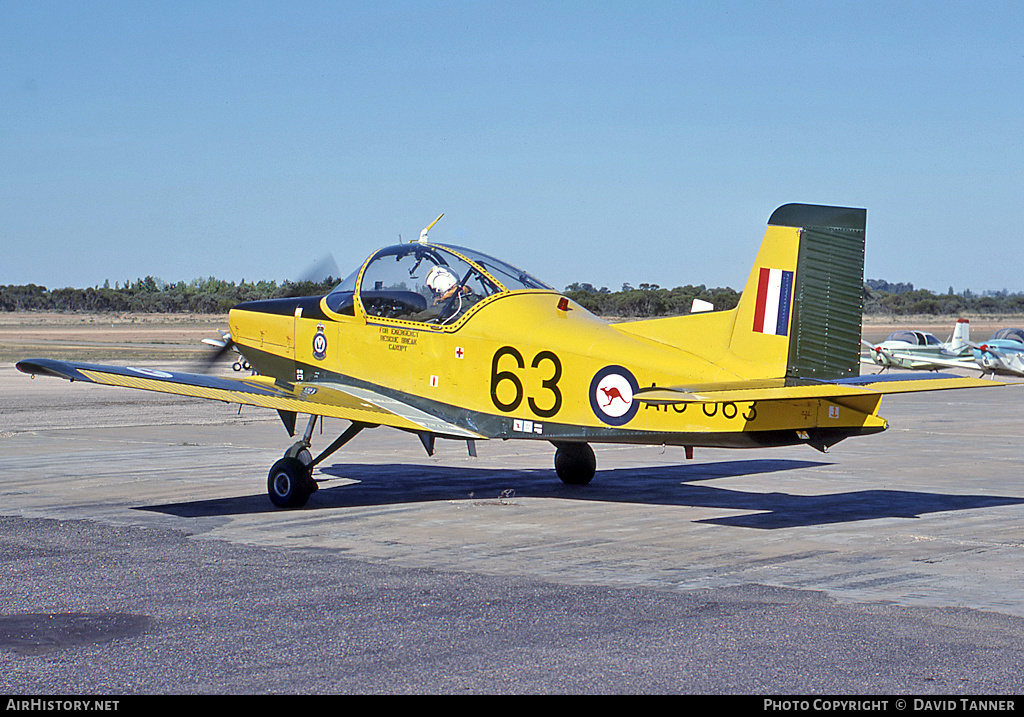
[325,244,552,325]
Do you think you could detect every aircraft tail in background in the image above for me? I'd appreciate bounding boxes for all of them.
[950,318,971,351]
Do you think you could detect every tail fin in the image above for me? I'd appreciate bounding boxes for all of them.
[950,318,970,351]
[612,203,866,381]
[729,203,866,380]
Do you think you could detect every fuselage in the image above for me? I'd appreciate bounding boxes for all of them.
[973,340,1024,376]
[227,243,886,450]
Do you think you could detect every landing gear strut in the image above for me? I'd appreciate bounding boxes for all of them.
[552,442,596,485]
[267,414,372,509]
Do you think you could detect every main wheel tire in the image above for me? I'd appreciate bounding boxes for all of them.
[291,448,318,494]
[268,457,313,508]
[553,442,597,485]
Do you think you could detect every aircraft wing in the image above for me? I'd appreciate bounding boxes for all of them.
[885,351,980,371]
[15,358,484,439]
[634,372,1003,405]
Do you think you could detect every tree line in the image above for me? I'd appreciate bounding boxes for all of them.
[0,276,338,313]
[862,282,1024,316]
[569,281,1024,317]
[563,282,741,317]
[3,276,1024,316]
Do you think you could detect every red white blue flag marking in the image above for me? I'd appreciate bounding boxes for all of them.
[752,267,794,336]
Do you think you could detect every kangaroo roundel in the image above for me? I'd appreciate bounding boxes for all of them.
[589,366,640,425]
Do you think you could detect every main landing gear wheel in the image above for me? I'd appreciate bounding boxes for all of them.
[267,457,316,508]
[265,418,367,509]
[553,442,596,485]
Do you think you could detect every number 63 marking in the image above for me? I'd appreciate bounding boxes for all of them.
[490,346,562,418]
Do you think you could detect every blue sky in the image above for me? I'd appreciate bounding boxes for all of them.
[3,1,1023,294]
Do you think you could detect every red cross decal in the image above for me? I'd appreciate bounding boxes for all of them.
[455,347,464,358]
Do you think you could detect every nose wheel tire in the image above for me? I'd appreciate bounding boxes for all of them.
[268,457,315,508]
[553,442,596,485]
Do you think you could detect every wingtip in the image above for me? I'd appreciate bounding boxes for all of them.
[15,359,70,380]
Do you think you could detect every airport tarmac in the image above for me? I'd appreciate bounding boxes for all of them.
[3,359,1024,693]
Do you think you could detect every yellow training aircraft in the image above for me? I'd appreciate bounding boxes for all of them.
[16,204,1001,508]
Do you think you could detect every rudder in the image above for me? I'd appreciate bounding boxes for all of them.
[729,203,866,380]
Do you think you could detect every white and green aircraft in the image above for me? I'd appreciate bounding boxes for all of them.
[861,319,976,372]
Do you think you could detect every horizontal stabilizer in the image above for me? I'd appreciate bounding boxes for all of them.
[635,373,1006,405]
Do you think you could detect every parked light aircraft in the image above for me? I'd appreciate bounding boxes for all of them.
[16,204,1002,508]
[921,327,1024,378]
[202,331,252,372]
[972,328,1024,377]
[860,319,975,372]
[876,326,1024,379]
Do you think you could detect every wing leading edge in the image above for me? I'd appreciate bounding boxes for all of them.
[15,358,484,440]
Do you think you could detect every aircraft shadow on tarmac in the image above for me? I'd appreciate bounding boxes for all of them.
[140,458,1024,530]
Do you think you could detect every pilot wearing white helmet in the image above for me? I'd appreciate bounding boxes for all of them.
[413,265,475,323]
[425,266,459,301]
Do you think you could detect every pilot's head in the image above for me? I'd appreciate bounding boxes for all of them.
[426,266,458,295]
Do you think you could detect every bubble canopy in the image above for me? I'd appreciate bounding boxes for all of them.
[325,243,553,324]
[990,327,1024,344]
[883,330,941,346]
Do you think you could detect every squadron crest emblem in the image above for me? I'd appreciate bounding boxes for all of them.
[312,325,328,360]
